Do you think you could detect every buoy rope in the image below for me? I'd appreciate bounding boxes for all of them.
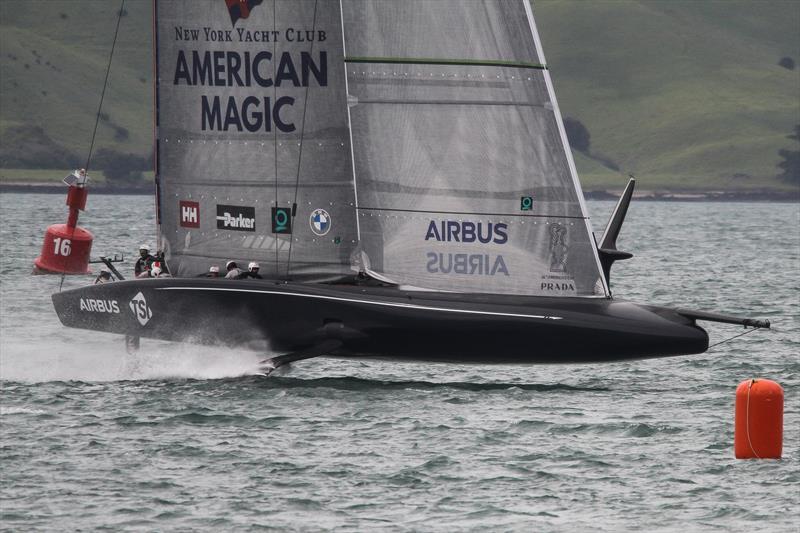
[706,327,760,351]
[746,379,761,459]
[58,0,125,293]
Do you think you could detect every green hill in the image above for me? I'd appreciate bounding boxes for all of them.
[1,0,798,191]
[537,0,800,191]
[0,1,152,174]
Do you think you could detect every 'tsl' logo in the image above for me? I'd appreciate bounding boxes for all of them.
[129,292,152,326]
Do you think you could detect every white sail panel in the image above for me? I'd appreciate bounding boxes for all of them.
[156,0,358,278]
[342,0,607,296]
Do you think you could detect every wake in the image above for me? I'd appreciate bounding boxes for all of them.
[0,337,266,383]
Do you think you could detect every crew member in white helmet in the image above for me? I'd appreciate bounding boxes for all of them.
[225,260,244,279]
[135,244,156,277]
[246,261,262,279]
[94,266,113,284]
[206,265,220,278]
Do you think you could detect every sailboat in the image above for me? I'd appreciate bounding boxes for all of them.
[52,0,768,373]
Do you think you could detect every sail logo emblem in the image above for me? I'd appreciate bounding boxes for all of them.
[129,292,152,326]
[216,205,256,232]
[224,0,263,27]
[272,207,292,234]
[549,223,569,273]
[309,209,331,236]
[180,201,200,228]
[520,196,533,211]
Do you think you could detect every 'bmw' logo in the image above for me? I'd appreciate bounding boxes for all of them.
[309,208,331,236]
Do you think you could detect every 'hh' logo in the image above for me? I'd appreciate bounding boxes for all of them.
[129,292,152,326]
[180,201,200,228]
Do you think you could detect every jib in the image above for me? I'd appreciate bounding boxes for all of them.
[79,298,120,314]
[425,220,508,244]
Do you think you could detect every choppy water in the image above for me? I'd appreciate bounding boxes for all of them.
[1,193,798,531]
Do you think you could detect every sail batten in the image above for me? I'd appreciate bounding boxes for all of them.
[344,57,547,70]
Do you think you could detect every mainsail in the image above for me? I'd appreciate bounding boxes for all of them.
[341,0,609,297]
[156,0,608,297]
[156,0,358,279]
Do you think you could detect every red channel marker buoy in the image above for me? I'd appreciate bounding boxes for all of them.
[33,170,93,275]
[735,378,783,459]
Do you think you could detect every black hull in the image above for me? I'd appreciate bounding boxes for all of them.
[52,278,709,363]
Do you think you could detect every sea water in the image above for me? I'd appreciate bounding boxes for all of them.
[1,193,797,531]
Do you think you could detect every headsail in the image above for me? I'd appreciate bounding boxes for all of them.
[155,0,358,279]
[341,0,609,297]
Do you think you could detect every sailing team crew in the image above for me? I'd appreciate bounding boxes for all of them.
[133,248,263,279]
[246,262,262,279]
[94,266,112,284]
[225,260,244,279]
[134,244,156,277]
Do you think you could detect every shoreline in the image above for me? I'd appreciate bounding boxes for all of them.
[1,182,798,202]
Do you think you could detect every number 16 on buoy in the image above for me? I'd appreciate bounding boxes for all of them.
[33,170,94,275]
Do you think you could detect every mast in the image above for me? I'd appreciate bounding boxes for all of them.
[339,0,361,245]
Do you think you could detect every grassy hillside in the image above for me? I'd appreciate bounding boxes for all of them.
[0,0,798,191]
[537,0,800,190]
[0,1,152,167]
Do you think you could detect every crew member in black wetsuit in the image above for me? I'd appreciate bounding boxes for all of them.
[134,244,156,278]
[94,266,113,284]
[245,262,263,279]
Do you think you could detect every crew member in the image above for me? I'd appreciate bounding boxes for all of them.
[225,260,244,279]
[246,261,263,279]
[94,266,113,284]
[135,244,156,277]
[206,266,220,277]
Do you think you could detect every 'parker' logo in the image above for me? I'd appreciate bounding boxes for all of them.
[129,292,152,326]
[216,204,256,232]
[180,201,200,228]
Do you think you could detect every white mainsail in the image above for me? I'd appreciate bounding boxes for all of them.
[342,0,609,297]
[156,0,358,279]
[156,0,608,297]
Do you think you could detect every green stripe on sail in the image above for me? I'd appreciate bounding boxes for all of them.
[344,56,547,70]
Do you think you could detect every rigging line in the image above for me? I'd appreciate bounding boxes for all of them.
[85,0,126,173]
[272,0,279,273]
[286,0,319,277]
[59,0,125,293]
[706,327,760,351]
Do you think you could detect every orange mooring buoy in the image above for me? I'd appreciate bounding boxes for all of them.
[735,379,783,459]
[33,170,93,275]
